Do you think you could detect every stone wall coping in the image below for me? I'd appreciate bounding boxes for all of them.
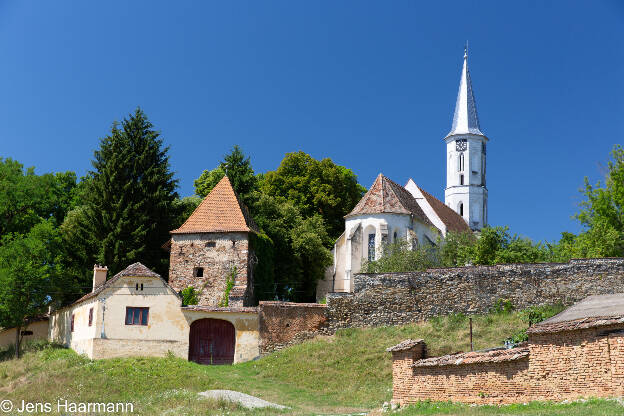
[528,315,624,334]
[355,257,624,277]
[386,339,425,352]
[325,292,353,298]
[181,306,259,314]
[259,301,327,309]
[412,346,529,368]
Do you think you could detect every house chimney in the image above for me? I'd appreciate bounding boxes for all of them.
[92,264,108,291]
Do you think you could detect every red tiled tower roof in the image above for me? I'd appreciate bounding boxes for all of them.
[171,176,257,234]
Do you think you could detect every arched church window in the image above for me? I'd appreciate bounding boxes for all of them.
[459,203,464,217]
[368,233,375,262]
[393,231,398,242]
[458,153,465,172]
[460,174,464,185]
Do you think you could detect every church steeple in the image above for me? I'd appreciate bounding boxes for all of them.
[443,47,489,231]
[445,47,484,139]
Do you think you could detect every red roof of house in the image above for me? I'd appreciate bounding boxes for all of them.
[346,174,432,226]
[171,175,257,234]
[71,262,173,305]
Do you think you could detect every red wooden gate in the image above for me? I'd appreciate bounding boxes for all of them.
[189,319,235,365]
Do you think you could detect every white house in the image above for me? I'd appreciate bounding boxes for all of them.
[47,262,261,364]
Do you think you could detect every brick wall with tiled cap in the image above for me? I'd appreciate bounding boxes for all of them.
[390,294,624,405]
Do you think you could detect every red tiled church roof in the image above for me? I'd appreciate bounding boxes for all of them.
[171,175,257,234]
[414,185,471,233]
[346,174,433,226]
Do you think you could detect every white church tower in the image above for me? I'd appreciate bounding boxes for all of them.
[444,48,488,230]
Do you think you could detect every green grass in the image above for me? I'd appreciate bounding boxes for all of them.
[397,399,624,416]
[1,306,619,415]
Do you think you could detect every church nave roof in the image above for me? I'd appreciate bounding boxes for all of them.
[345,174,433,227]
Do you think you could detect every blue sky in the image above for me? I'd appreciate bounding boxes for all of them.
[1,1,622,243]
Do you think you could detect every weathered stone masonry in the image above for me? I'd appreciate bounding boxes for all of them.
[168,232,253,307]
[258,301,329,354]
[327,258,624,329]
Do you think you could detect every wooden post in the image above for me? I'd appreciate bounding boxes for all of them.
[469,317,473,352]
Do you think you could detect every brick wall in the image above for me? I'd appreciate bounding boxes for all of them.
[406,359,530,405]
[168,232,251,306]
[258,301,329,354]
[328,258,624,329]
[391,325,624,405]
[389,342,427,402]
[528,325,624,401]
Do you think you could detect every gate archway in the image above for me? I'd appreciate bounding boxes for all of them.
[189,318,235,365]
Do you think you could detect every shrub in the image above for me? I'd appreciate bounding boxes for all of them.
[491,298,514,314]
[503,303,565,346]
[219,266,237,307]
[180,287,199,306]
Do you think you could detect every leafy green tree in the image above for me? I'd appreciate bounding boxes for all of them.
[568,145,624,257]
[194,167,226,198]
[172,196,202,229]
[0,158,76,235]
[58,206,100,299]
[438,231,477,267]
[76,108,179,277]
[194,145,258,205]
[365,226,552,272]
[252,192,332,301]
[261,152,366,240]
[0,221,61,358]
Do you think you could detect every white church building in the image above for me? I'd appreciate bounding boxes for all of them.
[317,50,489,297]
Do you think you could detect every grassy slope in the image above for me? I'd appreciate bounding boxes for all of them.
[1,309,622,415]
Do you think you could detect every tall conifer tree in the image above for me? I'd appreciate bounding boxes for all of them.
[83,108,178,277]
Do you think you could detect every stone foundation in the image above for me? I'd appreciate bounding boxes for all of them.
[91,338,188,360]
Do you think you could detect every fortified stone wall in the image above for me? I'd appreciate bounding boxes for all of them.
[168,232,251,306]
[258,301,329,354]
[327,258,624,329]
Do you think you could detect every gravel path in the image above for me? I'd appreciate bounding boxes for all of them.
[198,389,289,410]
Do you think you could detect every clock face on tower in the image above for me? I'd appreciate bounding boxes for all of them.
[455,139,467,152]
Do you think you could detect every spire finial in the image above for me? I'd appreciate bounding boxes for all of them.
[464,41,468,59]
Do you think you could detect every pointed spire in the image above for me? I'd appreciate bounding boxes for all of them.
[446,47,484,138]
